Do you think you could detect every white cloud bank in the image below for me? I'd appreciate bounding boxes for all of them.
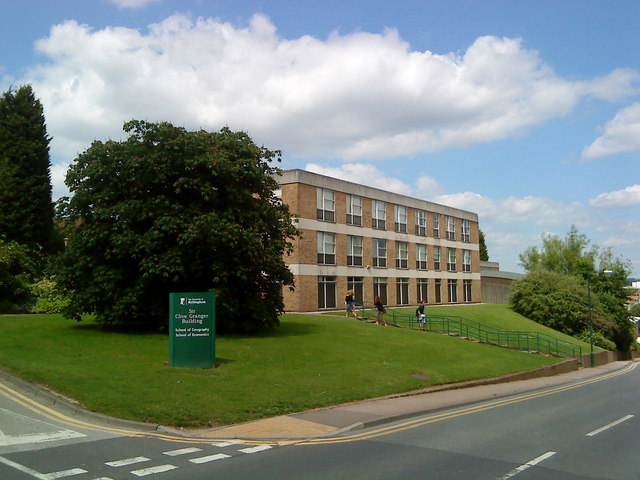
[582,102,640,160]
[20,13,638,164]
[590,184,640,208]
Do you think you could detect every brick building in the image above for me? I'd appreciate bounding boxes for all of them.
[276,169,481,311]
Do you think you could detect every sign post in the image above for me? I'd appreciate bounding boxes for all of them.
[169,292,216,368]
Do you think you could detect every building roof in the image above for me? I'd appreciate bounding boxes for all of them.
[276,169,479,221]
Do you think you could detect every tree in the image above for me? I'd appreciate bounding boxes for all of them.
[514,225,634,350]
[509,269,614,337]
[57,120,299,333]
[479,229,489,261]
[0,85,54,251]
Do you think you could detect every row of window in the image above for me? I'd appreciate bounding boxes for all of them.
[317,188,471,241]
[318,232,473,272]
[317,276,473,309]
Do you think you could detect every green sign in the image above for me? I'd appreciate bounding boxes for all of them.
[169,292,216,368]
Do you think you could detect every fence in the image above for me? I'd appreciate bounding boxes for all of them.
[356,303,582,361]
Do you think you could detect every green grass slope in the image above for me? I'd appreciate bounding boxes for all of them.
[0,308,569,427]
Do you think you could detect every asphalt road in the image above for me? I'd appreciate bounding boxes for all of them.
[1,363,639,479]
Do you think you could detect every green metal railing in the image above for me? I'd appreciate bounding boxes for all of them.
[354,303,582,360]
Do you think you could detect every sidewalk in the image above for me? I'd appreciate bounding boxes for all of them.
[2,361,635,442]
[187,361,635,440]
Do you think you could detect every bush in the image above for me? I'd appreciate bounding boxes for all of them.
[577,330,617,351]
[0,239,42,313]
[30,278,71,314]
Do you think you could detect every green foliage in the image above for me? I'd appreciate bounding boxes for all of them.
[56,120,299,333]
[479,229,489,261]
[0,85,54,251]
[630,303,640,317]
[577,330,617,351]
[509,270,611,335]
[515,225,634,350]
[0,238,42,312]
[30,278,71,314]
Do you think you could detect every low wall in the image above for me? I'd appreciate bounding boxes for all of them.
[580,350,640,367]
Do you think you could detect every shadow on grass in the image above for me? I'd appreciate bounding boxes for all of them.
[70,319,321,339]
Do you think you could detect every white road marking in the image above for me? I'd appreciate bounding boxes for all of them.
[42,468,88,479]
[0,454,48,479]
[0,430,86,446]
[587,415,635,437]
[163,447,202,456]
[211,440,243,447]
[0,455,88,480]
[189,453,231,464]
[105,456,150,467]
[130,464,177,477]
[499,451,556,479]
[239,445,272,454]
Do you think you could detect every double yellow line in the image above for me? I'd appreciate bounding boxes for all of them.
[1,361,636,447]
[300,361,639,445]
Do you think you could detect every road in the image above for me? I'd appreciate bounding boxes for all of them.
[0,362,638,479]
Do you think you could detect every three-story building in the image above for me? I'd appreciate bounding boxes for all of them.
[276,169,481,311]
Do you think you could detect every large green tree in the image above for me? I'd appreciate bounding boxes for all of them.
[513,225,634,350]
[0,85,54,250]
[57,120,299,333]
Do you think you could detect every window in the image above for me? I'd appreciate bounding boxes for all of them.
[464,280,472,303]
[417,278,428,303]
[394,205,407,233]
[373,277,387,305]
[346,194,362,226]
[415,209,426,236]
[316,188,335,222]
[447,247,457,272]
[372,200,386,230]
[396,278,409,305]
[317,232,335,265]
[373,238,387,267]
[435,279,442,304]
[348,276,364,304]
[433,246,441,271]
[462,219,470,242]
[347,235,363,267]
[318,276,336,309]
[416,244,428,270]
[433,213,440,238]
[446,216,456,240]
[448,279,458,303]
[396,241,408,269]
[463,249,471,272]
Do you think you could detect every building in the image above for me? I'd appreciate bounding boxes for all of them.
[480,261,524,304]
[276,169,481,312]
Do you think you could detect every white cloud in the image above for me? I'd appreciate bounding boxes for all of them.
[50,161,71,200]
[305,163,414,195]
[21,14,635,167]
[582,102,640,160]
[432,192,585,227]
[107,0,160,9]
[590,184,640,208]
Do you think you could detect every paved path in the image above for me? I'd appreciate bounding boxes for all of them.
[2,361,636,442]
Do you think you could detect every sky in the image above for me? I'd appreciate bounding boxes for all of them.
[1,0,639,276]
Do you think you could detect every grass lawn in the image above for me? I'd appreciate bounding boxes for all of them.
[0,310,567,427]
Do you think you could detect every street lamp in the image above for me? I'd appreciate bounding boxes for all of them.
[587,269,613,367]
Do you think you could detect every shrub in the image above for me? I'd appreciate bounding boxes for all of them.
[30,278,71,314]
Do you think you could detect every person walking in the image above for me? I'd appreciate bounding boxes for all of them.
[345,290,356,318]
[416,300,426,327]
[374,296,387,325]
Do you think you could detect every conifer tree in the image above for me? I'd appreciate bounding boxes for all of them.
[0,85,54,251]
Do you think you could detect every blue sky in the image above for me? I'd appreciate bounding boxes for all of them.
[1,0,639,275]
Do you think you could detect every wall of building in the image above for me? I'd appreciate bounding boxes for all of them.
[278,169,482,312]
